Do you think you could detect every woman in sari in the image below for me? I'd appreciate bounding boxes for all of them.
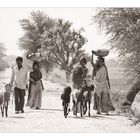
[26,61,44,109]
[91,52,115,115]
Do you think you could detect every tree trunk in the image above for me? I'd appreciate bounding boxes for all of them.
[65,70,71,83]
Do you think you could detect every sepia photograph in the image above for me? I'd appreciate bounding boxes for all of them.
[0,4,140,134]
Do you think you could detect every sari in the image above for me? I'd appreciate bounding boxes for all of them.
[26,70,43,108]
[93,65,115,113]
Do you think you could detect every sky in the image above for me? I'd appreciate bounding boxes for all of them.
[0,8,116,58]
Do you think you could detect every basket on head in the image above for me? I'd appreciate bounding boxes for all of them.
[26,52,43,62]
[93,49,109,57]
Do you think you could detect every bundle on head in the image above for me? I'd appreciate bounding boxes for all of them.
[0,84,11,117]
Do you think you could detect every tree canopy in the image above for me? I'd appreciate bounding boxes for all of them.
[93,8,140,78]
[0,43,9,71]
[19,11,87,80]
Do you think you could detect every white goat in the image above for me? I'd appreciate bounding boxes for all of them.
[0,84,11,117]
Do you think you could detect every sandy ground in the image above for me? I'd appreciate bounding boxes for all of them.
[0,80,139,133]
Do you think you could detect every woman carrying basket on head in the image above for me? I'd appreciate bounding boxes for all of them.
[91,50,115,115]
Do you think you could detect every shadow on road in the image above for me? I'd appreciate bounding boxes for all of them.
[67,115,114,120]
[68,116,86,120]
[86,115,116,120]
[17,108,63,114]
[9,116,25,119]
[23,111,42,113]
[40,108,63,112]
[107,113,128,117]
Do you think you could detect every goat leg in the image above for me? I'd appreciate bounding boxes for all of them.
[88,101,91,116]
[80,103,83,117]
[5,102,8,117]
[75,102,78,116]
[2,105,4,117]
[1,105,4,117]
[84,101,87,115]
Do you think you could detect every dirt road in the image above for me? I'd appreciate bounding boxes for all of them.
[0,81,140,133]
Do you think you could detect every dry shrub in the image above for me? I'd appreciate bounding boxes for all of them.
[111,90,134,116]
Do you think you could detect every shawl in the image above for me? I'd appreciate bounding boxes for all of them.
[30,70,42,81]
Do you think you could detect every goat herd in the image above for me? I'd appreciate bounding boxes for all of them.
[0,81,137,133]
[0,83,94,119]
[61,84,94,118]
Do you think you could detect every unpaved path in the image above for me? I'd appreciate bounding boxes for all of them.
[0,81,140,133]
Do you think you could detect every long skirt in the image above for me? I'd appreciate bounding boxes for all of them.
[0,94,3,105]
[26,81,42,108]
[93,91,115,113]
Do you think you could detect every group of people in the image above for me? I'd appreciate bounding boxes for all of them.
[72,51,115,115]
[10,50,135,116]
[10,57,43,114]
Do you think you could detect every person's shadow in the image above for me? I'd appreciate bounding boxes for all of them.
[88,114,115,120]
[9,116,25,119]
[24,108,63,114]
[39,108,63,112]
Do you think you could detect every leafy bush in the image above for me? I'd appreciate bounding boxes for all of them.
[111,90,134,116]
[111,90,126,113]
[0,59,9,71]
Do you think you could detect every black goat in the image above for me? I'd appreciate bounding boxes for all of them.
[61,86,72,118]
[84,84,94,116]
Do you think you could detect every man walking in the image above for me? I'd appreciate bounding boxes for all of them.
[10,57,28,114]
[72,57,88,89]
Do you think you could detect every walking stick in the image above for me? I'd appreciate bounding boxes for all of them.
[12,91,15,105]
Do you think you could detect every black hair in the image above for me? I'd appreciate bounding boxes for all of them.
[97,57,105,63]
[32,61,40,70]
[80,57,87,64]
[16,56,23,62]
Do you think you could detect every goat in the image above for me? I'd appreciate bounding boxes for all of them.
[0,84,11,117]
[84,84,94,116]
[72,84,94,117]
[61,86,72,118]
